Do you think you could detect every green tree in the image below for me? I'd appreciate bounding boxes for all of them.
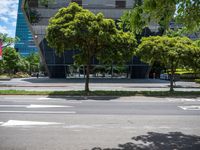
[120,0,200,34]
[39,0,55,8]
[46,3,136,93]
[118,2,145,35]
[2,47,21,76]
[0,33,19,48]
[136,36,200,92]
[187,39,200,76]
[17,57,30,73]
[25,53,40,75]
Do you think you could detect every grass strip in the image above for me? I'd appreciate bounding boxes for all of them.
[0,90,200,97]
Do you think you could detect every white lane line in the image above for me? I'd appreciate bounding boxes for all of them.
[63,125,102,129]
[37,97,53,100]
[168,98,197,102]
[1,120,62,127]
[27,104,73,108]
[0,104,73,108]
[0,105,27,107]
[178,106,200,110]
[0,111,76,114]
[0,122,4,125]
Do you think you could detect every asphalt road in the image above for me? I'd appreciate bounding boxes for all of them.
[0,95,200,150]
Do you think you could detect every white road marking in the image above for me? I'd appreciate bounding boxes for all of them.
[0,122,4,125]
[63,125,101,129]
[168,98,197,102]
[0,104,73,108]
[0,111,76,114]
[1,120,62,127]
[181,99,196,102]
[37,97,53,100]
[0,105,27,107]
[178,106,200,110]
[27,104,73,108]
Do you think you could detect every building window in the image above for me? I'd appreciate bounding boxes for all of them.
[115,1,126,8]
[71,0,82,6]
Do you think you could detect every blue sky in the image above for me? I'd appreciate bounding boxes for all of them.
[0,0,19,38]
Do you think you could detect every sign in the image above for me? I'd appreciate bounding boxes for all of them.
[0,39,2,60]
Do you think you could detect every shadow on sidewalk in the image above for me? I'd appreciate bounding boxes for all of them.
[91,132,200,150]
[22,78,169,84]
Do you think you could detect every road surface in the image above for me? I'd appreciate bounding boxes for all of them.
[0,95,200,150]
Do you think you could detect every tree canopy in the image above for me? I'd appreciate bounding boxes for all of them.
[119,0,200,34]
[0,33,19,48]
[46,3,137,93]
[25,53,40,75]
[136,36,200,91]
[1,47,21,76]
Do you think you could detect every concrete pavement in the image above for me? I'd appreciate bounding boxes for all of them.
[0,77,200,91]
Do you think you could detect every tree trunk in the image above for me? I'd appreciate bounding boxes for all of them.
[170,65,174,92]
[126,66,129,79]
[111,65,113,78]
[145,65,152,79]
[85,64,90,94]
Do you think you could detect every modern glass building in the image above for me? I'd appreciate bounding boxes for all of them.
[22,0,151,78]
[15,0,38,56]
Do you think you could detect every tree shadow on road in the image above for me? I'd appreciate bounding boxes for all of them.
[47,95,120,101]
[91,132,200,150]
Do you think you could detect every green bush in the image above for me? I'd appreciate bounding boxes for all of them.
[13,72,30,78]
[195,79,200,83]
[0,74,10,79]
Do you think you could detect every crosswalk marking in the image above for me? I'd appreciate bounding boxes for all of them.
[178,106,200,110]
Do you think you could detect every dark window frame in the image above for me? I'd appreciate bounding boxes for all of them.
[115,0,126,8]
[71,0,82,6]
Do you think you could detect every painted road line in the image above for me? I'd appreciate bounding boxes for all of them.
[178,106,200,110]
[0,105,27,107]
[27,104,73,108]
[1,120,62,127]
[0,111,76,114]
[168,98,197,102]
[0,104,73,108]
[37,97,53,100]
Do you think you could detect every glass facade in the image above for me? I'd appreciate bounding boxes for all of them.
[15,0,38,56]
[23,0,150,78]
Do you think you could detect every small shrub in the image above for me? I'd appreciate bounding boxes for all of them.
[13,72,30,78]
[195,79,200,83]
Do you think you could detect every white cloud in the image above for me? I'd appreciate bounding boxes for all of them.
[12,22,16,27]
[0,16,9,23]
[0,26,11,35]
[0,0,18,19]
[0,0,18,37]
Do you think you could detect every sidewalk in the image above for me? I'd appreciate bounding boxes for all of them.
[0,77,199,91]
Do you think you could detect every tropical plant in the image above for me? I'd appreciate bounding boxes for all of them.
[119,0,200,34]
[136,36,200,92]
[25,53,40,75]
[39,0,55,8]
[2,47,21,76]
[0,33,19,48]
[46,3,137,93]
